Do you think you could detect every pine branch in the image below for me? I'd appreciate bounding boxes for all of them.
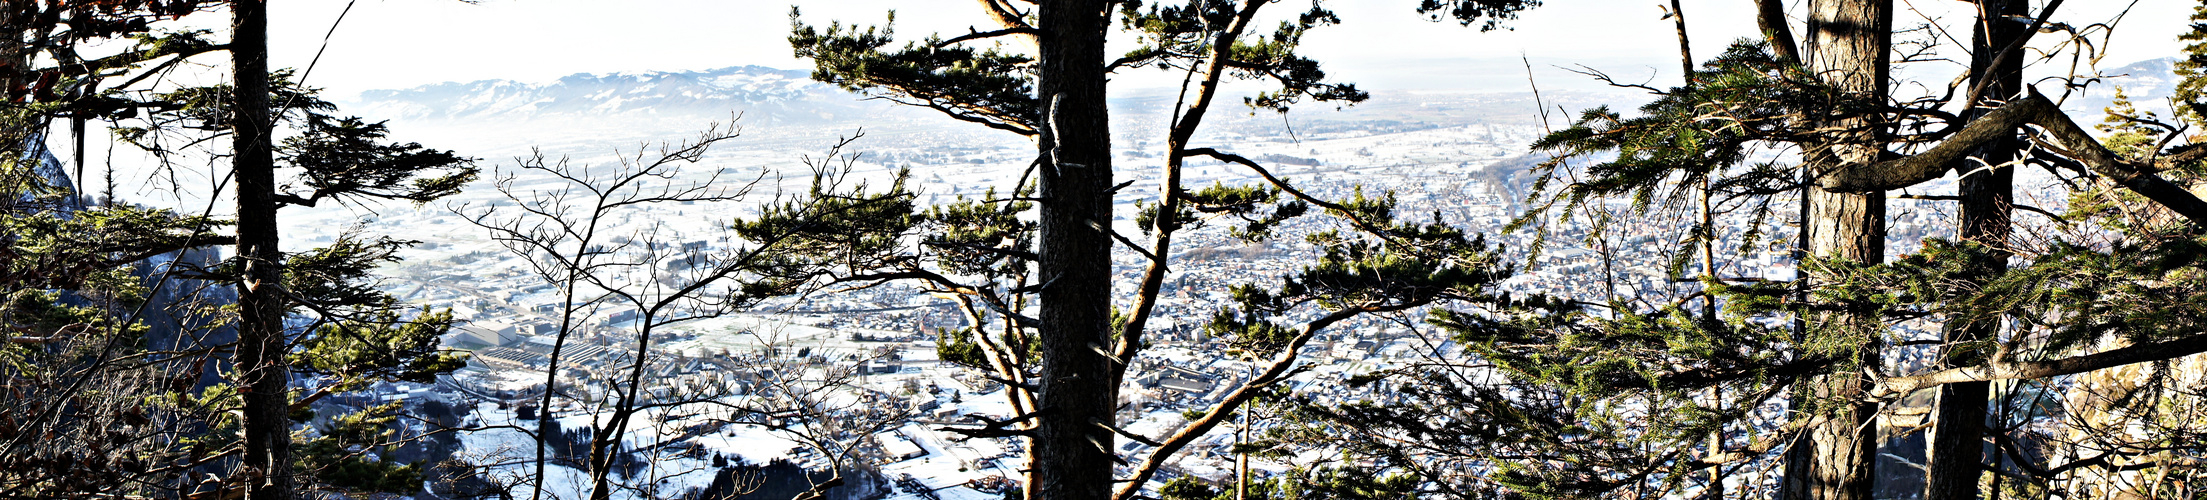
[1111,306,1367,500]
[1817,89,2207,228]
[1111,0,1271,390]
[936,27,1042,47]
[1182,148,1391,235]
[924,239,1039,261]
[912,97,1038,136]
[973,0,1034,31]
[1890,194,2065,223]
[943,409,1047,438]
[1092,417,1161,447]
[1869,332,2207,401]
[1104,224,1165,268]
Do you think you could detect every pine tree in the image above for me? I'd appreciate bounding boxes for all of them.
[0,1,478,497]
[1265,1,2207,498]
[2176,2,2207,126]
[789,1,1535,497]
[1923,1,2024,498]
[226,4,294,498]
[1782,3,1891,499]
[3,2,235,496]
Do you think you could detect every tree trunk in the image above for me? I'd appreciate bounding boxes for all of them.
[1925,2,2022,498]
[1783,1,1889,499]
[231,1,293,499]
[1029,1,1116,499]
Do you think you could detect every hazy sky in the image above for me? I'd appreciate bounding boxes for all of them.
[254,0,2196,97]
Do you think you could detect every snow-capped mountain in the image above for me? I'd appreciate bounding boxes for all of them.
[2066,57,2182,117]
[345,66,883,126]
[2095,58,2179,99]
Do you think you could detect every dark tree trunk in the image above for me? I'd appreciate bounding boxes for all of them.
[231,1,292,499]
[1784,1,1889,499]
[1029,0,1116,499]
[1924,1,2023,498]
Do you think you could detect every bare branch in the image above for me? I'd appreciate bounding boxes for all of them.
[974,0,1034,32]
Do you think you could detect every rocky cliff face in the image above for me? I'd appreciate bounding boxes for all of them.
[13,133,78,206]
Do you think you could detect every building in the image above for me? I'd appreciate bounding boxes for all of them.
[1156,376,1215,396]
[449,321,522,349]
[1137,365,1218,396]
[472,346,546,371]
[879,430,925,460]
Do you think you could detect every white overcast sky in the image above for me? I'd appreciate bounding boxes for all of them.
[250,0,2196,98]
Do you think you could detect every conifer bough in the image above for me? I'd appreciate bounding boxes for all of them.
[1815,89,2207,229]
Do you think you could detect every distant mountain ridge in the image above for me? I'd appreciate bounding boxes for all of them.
[2068,57,2181,117]
[2095,58,2178,98]
[345,65,881,126]
[338,58,2189,147]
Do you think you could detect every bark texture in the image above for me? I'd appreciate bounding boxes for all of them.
[1756,0,1801,63]
[1783,1,1889,499]
[1924,2,2022,498]
[1030,1,1116,499]
[231,1,293,499]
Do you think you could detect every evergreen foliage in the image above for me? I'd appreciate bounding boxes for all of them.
[1415,0,1542,31]
[789,11,1039,135]
[0,2,478,496]
[788,1,1535,498]
[1156,466,1425,500]
[2175,2,2207,124]
[1267,3,2207,498]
